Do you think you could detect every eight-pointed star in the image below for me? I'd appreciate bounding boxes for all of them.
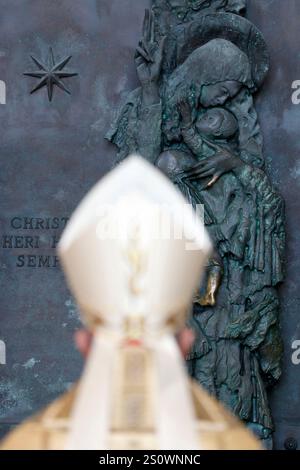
[24,47,78,102]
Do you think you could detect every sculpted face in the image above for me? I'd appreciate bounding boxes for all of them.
[196,109,224,136]
[196,108,238,138]
[199,80,242,107]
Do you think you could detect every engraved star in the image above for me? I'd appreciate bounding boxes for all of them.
[24,47,78,102]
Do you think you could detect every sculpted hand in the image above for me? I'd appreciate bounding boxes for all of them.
[135,9,166,86]
[182,141,242,188]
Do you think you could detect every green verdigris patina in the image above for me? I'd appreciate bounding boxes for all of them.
[106,0,285,448]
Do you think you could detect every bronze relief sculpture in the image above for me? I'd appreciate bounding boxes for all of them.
[24,47,78,102]
[106,0,285,448]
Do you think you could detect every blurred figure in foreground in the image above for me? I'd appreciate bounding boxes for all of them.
[1,156,260,450]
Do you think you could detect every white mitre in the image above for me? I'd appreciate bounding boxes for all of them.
[58,155,212,450]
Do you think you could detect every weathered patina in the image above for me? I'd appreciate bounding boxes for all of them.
[106,0,285,448]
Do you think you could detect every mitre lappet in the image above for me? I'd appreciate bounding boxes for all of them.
[58,155,212,450]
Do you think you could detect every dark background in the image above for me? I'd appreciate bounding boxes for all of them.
[0,0,299,450]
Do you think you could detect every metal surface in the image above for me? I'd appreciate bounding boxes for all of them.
[24,47,78,101]
[0,0,299,449]
[107,4,284,447]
